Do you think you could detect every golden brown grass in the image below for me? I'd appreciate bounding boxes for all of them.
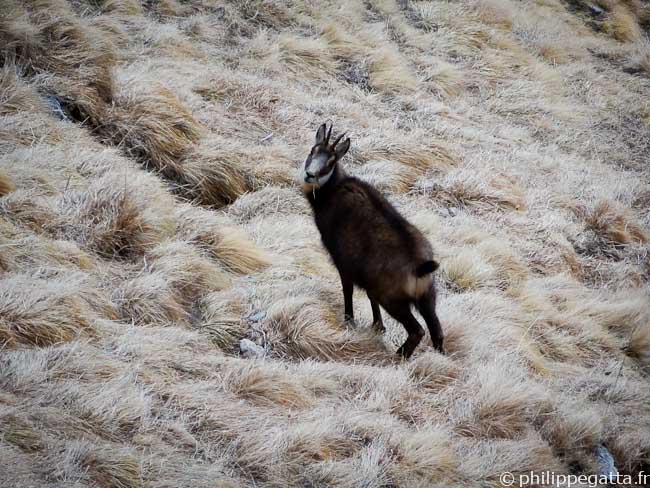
[97,0,143,16]
[263,296,387,362]
[277,34,339,79]
[566,0,647,42]
[0,273,113,348]
[0,66,43,116]
[368,47,418,94]
[1,0,117,124]
[0,171,15,197]
[395,426,459,482]
[224,362,316,408]
[579,200,648,245]
[180,146,250,207]
[198,292,246,350]
[0,410,43,452]
[103,84,202,178]
[604,4,644,42]
[58,441,142,488]
[432,167,526,212]
[174,204,271,274]
[1,0,650,486]
[111,238,232,326]
[408,351,461,391]
[57,182,165,258]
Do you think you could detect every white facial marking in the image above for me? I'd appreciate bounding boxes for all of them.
[303,151,334,188]
[314,167,334,186]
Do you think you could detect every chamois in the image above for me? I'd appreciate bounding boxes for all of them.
[302,123,444,359]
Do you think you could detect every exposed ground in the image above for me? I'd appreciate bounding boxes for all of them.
[1,0,650,486]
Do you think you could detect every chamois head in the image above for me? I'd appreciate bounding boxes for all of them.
[302,123,350,188]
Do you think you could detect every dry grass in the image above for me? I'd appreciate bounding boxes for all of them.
[0,0,117,124]
[578,200,648,245]
[277,34,339,79]
[263,296,387,362]
[0,171,15,197]
[394,426,458,482]
[112,239,231,325]
[197,292,247,350]
[54,441,142,488]
[1,0,650,486]
[567,0,647,42]
[56,181,167,258]
[103,84,202,178]
[426,166,526,212]
[368,47,418,94]
[180,144,250,207]
[174,204,271,274]
[604,4,644,42]
[0,273,113,348]
[0,66,44,116]
[224,362,317,408]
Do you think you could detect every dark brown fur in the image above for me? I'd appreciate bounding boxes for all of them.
[302,124,444,359]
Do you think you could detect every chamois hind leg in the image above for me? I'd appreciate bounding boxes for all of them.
[340,273,355,326]
[383,300,424,359]
[367,293,385,332]
[416,287,444,354]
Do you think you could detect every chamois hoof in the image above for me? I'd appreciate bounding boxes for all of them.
[432,340,445,355]
[396,345,415,360]
[396,350,413,361]
[343,316,357,328]
[372,321,385,333]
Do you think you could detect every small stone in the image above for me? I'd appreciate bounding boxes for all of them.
[239,338,265,359]
[587,4,605,17]
[595,445,618,482]
[247,311,266,323]
[44,95,69,121]
[447,207,458,217]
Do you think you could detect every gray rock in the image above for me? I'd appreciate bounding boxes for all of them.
[44,95,70,122]
[595,444,618,482]
[247,311,266,323]
[587,4,605,17]
[239,338,265,359]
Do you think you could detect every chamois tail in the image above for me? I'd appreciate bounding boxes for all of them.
[415,260,439,277]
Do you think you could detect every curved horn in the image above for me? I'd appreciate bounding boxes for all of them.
[326,124,333,144]
[331,131,347,148]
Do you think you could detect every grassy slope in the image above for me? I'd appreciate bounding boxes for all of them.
[1,0,650,486]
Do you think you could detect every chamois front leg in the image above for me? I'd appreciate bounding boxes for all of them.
[340,273,355,327]
[368,294,385,332]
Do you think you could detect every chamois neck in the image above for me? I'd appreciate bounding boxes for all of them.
[325,164,345,187]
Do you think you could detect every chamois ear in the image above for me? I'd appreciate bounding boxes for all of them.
[315,123,327,145]
[334,137,350,160]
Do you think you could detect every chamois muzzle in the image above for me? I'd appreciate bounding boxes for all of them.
[304,169,318,182]
[302,152,332,185]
